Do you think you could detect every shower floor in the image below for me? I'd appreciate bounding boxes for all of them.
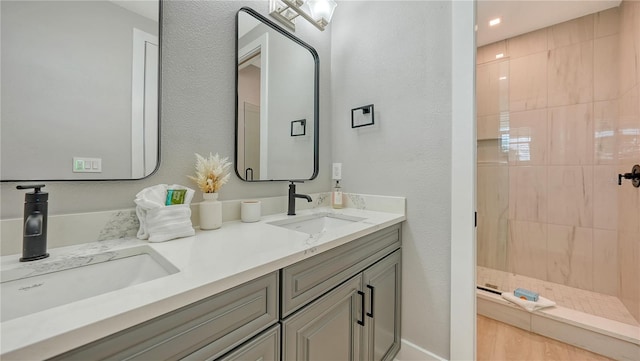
[477,266,639,327]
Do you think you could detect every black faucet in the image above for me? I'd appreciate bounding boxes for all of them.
[16,184,50,262]
[288,181,312,216]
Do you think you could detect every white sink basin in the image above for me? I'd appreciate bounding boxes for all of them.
[1,245,178,322]
[268,213,365,235]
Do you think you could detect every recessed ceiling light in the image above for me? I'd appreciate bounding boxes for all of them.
[495,53,504,59]
[489,18,501,27]
[499,76,507,80]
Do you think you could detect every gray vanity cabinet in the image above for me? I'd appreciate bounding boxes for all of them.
[362,249,402,361]
[280,225,402,361]
[47,224,401,361]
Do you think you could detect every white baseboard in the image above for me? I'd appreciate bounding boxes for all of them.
[395,339,448,361]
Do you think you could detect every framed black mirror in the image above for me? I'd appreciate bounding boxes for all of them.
[1,0,161,181]
[235,7,319,182]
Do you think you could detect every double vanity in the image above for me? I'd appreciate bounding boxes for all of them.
[1,204,405,360]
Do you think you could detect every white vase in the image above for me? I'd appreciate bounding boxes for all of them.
[199,192,222,230]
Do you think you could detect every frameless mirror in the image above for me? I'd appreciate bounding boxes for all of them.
[235,7,319,182]
[1,0,161,181]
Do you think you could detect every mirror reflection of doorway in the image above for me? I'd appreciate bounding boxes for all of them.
[244,102,260,180]
[237,50,262,180]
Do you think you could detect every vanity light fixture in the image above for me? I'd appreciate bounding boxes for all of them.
[269,0,337,31]
[495,53,504,59]
[489,17,501,26]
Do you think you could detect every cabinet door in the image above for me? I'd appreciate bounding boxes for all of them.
[362,250,401,361]
[214,324,280,361]
[282,275,364,361]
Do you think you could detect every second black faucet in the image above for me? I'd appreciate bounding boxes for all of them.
[287,181,312,216]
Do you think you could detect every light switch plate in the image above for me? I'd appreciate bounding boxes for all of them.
[73,157,102,173]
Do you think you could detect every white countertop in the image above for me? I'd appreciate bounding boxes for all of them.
[1,206,405,360]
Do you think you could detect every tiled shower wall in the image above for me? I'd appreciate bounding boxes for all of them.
[477,1,640,321]
[617,0,640,323]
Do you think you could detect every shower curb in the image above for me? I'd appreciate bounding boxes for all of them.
[477,289,640,361]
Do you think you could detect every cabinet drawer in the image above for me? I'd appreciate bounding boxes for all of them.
[282,225,400,317]
[51,272,279,361]
[212,324,280,361]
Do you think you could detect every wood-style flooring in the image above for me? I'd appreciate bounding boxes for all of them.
[477,315,614,361]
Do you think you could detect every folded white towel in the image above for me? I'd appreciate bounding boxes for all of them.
[135,184,195,242]
[501,292,556,312]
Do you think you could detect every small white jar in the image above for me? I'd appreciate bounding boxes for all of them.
[240,201,261,223]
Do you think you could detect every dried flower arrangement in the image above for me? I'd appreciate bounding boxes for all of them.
[188,153,232,193]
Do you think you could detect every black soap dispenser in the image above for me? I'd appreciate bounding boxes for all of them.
[17,184,50,262]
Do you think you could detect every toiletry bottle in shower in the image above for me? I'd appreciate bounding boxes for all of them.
[332,180,344,209]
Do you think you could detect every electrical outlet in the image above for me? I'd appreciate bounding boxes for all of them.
[332,163,342,180]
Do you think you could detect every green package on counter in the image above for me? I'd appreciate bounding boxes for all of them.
[166,189,187,205]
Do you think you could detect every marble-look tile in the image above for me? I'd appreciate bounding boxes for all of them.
[593,100,618,164]
[477,40,507,65]
[617,229,640,321]
[617,163,640,233]
[477,114,501,140]
[548,14,594,49]
[509,166,547,223]
[509,52,547,111]
[594,35,619,102]
[594,6,620,38]
[548,103,594,165]
[478,138,507,164]
[617,86,640,163]
[546,224,593,290]
[507,220,547,280]
[593,165,619,231]
[508,28,547,59]
[547,41,594,107]
[592,229,618,296]
[635,1,640,86]
[547,166,593,228]
[477,165,509,271]
[97,210,139,241]
[619,1,639,94]
[477,60,509,117]
[508,109,547,165]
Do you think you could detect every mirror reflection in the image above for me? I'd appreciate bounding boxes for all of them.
[236,8,318,181]
[1,0,160,181]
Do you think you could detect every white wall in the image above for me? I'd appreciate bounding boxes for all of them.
[330,1,454,358]
[1,1,332,221]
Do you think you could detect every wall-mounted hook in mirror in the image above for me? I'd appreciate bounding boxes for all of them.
[351,104,375,128]
[618,164,640,188]
[291,119,306,136]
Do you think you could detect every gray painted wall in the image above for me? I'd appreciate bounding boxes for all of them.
[1,1,332,219]
[330,2,453,358]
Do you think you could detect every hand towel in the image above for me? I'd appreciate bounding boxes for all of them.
[135,184,195,242]
[501,292,556,312]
